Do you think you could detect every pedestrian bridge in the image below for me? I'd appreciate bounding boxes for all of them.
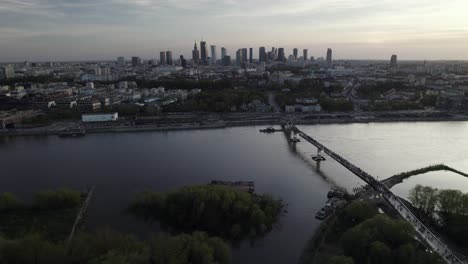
[288,125,465,264]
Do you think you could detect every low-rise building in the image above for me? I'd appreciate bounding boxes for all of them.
[82,112,118,122]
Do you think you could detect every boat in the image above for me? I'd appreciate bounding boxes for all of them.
[259,127,276,133]
[290,137,300,143]
[210,180,255,193]
[58,128,86,138]
[327,189,346,199]
[315,205,333,220]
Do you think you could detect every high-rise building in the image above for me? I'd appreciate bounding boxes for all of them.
[160,52,166,65]
[390,54,398,67]
[221,47,227,59]
[293,48,298,60]
[303,49,308,62]
[117,57,125,66]
[259,47,267,63]
[326,48,333,68]
[236,49,242,66]
[94,67,102,75]
[249,48,253,64]
[131,57,141,67]
[241,48,248,65]
[101,67,110,75]
[200,41,208,65]
[1,65,15,80]
[278,48,285,62]
[210,45,217,64]
[180,55,187,68]
[222,55,231,66]
[166,51,173,65]
[192,42,200,64]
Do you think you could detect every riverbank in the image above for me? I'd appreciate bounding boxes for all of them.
[2,114,468,138]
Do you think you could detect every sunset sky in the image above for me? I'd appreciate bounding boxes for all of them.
[1,0,468,61]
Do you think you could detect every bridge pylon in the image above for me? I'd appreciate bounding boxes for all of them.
[312,148,326,161]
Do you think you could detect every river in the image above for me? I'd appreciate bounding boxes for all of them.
[1,121,468,263]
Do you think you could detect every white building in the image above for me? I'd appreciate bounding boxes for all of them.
[82,113,118,122]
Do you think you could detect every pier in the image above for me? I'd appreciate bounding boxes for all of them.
[66,186,95,250]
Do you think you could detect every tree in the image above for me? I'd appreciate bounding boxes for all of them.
[1,233,69,264]
[327,255,355,264]
[128,185,283,240]
[437,189,463,215]
[420,186,438,215]
[368,241,391,264]
[409,185,424,210]
[341,227,372,262]
[34,189,81,210]
[0,192,21,211]
[395,243,416,264]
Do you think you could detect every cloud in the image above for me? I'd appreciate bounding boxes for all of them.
[0,0,467,61]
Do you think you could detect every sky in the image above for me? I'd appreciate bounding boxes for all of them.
[1,0,468,62]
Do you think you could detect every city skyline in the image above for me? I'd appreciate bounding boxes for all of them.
[1,0,468,61]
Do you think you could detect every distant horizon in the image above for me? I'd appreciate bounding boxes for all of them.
[1,0,467,62]
[2,56,468,64]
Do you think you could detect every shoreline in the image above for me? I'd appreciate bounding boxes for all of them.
[2,115,468,138]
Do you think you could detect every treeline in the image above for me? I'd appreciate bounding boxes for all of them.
[0,229,231,264]
[0,75,74,86]
[409,185,468,246]
[0,189,83,241]
[301,201,441,264]
[0,189,82,212]
[119,77,235,91]
[164,89,266,112]
[128,185,283,240]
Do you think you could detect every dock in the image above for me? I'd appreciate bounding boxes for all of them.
[210,180,255,193]
[259,127,283,133]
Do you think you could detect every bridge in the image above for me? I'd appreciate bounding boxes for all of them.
[283,123,465,264]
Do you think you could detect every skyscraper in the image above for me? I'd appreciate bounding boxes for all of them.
[222,55,231,66]
[210,45,217,64]
[241,48,248,65]
[117,57,125,66]
[192,42,200,64]
[293,48,298,60]
[221,47,227,59]
[200,41,208,65]
[390,55,398,67]
[303,49,308,62]
[236,49,242,66]
[278,48,285,62]
[1,65,15,80]
[160,52,166,65]
[180,55,187,68]
[259,47,266,63]
[326,48,333,68]
[131,56,141,67]
[166,51,173,65]
[249,48,253,64]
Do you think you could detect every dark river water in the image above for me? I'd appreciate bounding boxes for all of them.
[2,121,468,264]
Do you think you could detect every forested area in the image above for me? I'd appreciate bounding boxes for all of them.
[301,201,442,264]
[0,229,231,264]
[164,89,266,112]
[128,185,283,240]
[0,189,232,264]
[0,189,83,241]
[409,185,468,247]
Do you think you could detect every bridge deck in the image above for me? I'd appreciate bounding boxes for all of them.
[292,126,464,264]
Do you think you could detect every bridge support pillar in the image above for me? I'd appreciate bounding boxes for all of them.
[312,148,326,161]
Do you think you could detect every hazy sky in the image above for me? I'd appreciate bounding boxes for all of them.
[1,0,468,61]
